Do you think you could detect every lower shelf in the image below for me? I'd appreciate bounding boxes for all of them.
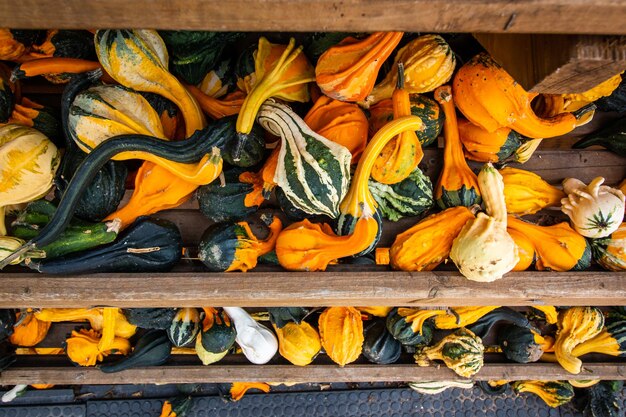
[1,363,624,385]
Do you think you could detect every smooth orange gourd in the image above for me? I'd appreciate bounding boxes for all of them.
[371,64,424,184]
[186,84,245,120]
[500,167,565,215]
[434,85,481,209]
[316,32,403,102]
[11,57,102,83]
[508,227,536,271]
[458,119,523,163]
[9,311,50,347]
[304,95,368,163]
[453,53,595,139]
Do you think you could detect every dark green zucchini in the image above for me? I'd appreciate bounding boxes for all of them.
[573,117,626,157]
[363,319,402,364]
[159,31,243,85]
[0,309,16,342]
[11,200,119,259]
[123,308,177,330]
[268,307,309,329]
[26,217,182,274]
[196,168,260,222]
[100,329,172,373]
[467,307,535,339]
[369,168,434,221]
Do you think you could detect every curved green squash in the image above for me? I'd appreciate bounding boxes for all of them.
[363,319,402,364]
[167,308,202,348]
[573,117,626,157]
[498,324,545,363]
[100,329,172,373]
[386,308,434,346]
[369,168,434,221]
[200,308,237,354]
[257,100,351,218]
[196,168,260,223]
[467,307,534,340]
[11,200,120,259]
[123,308,177,330]
[159,31,243,85]
[27,217,182,274]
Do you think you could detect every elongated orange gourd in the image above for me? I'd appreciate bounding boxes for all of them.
[186,84,245,120]
[372,64,424,184]
[304,95,368,163]
[453,53,595,139]
[507,216,591,272]
[11,58,102,84]
[458,119,523,163]
[316,32,403,102]
[434,86,481,209]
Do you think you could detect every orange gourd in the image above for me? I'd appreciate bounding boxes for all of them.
[9,311,50,347]
[371,64,424,184]
[453,53,595,139]
[500,167,565,215]
[458,119,523,163]
[508,227,536,271]
[304,95,368,163]
[11,57,102,84]
[315,32,403,102]
[186,84,245,120]
[318,307,363,367]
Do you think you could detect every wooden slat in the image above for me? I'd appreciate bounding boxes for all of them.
[474,34,626,93]
[1,270,625,308]
[1,363,625,384]
[1,0,626,34]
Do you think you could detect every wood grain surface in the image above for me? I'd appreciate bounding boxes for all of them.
[1,0,625,34]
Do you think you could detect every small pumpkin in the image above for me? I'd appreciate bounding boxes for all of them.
[318,307,363,367]
[458,119,523,163]
[167,308,202,348]
[363,34,455,107]
[236,37,314,134]
[590,222,626,271]
[500,167,565,215]
[453,53,595,139]
[561,177,625,239]
[433,86,481,209]
[362,319,402,365]
[386,307,434,346]
[9,311,50,347]
[273,320,321,366]
[315,32,403,102]
[198,214,282,272]
[414,328,484,378]
[554,307,605,374]
[390,206,473,271]
[303,95,368,163]
[512,381,574,408]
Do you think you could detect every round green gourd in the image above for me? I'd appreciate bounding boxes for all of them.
[363,319,402,364]
[200,309,237,354]
[197,168,259,222]
[197,222,245,272]
[386,308,434,346]
[497,324,544,363]
[167,308,202,348]
[369,168,434,221]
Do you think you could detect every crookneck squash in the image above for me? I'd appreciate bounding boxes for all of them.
[571,318,626,358]
[363,34,455,107]
[318,307,363,367]
[371,63,425,184]
[512,381,574,408]
[500,167,565,215]
[453,53,595,138]
[507,216,591,272]
[198,214,282,272]
[415,328,484,378]
[257,99,351,218]
[590,222,626,271]
[433,86,481,209]
[368,94,443,147]
[303,95,368,163]
[236,37,314,134]
[0,124,60,236]
[554,307,605,374]
[386,307,434,346]
[369,167,434,221]
[275,115,423,271]
[315,32,403,102]
[390,206,473,271]
[458,119,523,163]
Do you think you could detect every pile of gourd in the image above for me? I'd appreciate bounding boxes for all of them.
[1,305,625,410]
[0,29,625,277]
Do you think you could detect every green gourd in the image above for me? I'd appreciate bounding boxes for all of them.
[100,330,172,373]
[123,308,177,330]
[167,308,202,348]
[386,308,434,346]
[369,168,434,221]
[363,319,402,364]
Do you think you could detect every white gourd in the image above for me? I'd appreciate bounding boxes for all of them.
[223,307,278,365]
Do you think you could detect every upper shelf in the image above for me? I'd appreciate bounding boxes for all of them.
[2,0,626,34]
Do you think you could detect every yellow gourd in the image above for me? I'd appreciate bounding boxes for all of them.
[500,167,565,215]
[318,307,363,367]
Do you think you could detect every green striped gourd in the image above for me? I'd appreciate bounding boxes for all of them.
[167,308,202,348]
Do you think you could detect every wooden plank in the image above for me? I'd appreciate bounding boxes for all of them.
[1,363,624,384]
[1,0,625,34]
[474,34,626,93]
[0,270,624,308]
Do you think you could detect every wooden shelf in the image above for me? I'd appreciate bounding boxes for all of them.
[1,0,625,34]
[1,270,625,308]
[1,362,624,384]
